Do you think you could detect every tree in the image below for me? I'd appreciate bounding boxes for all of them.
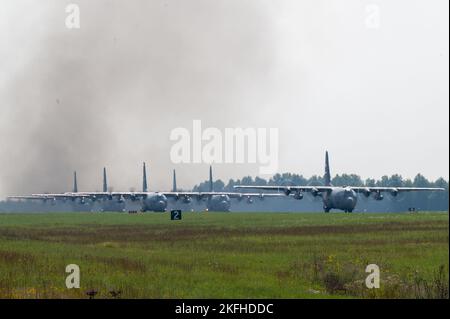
[365,178,376,187]
[254,177,267,186]
[189,171,448,212]
[388,174,403,187]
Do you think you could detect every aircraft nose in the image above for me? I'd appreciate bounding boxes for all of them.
[346,196,355,207]
[221,200,230,210]
[157,200,167,210]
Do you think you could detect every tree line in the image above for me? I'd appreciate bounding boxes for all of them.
[192,173,449,211]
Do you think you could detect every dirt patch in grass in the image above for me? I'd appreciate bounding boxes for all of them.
[0,250,35,265]
[90,256,147,273]
[0,220,446,244]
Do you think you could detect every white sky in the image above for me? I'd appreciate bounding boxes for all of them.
[0,0,448,196]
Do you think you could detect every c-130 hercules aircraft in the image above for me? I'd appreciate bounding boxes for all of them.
[8,163,282,212]
[234,151,445,213]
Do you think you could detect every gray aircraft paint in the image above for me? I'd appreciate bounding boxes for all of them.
[207,165,231,212]
[5,165,295,212]
[234,151,445,213]
[73,171,78,193]
[103,168,108,193]
[98,167,125,212]
[6,155,445,213]
[321,152,357,212]
[142,162,148,193]
[140,162,168,212]
[173,170,177,192]
[170,169,192,206]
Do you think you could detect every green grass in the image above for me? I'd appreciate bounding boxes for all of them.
[0,211,448,298]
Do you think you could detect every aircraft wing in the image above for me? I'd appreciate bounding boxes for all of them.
[13,186,442,203]
[349,187,446,195]
[234,185,446,195]
[8,193,93,200]
[7,195,51,200]
[233,185,333,194]
[219,192,285,199]
[162,191,285,199]
[8,191,285,202]
[72,192,150,201]
[8,192,126,201]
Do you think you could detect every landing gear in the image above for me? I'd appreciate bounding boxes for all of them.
[324,206,330,213]
[344,209,353,213]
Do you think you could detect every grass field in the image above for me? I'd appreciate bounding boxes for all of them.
[0,211,448,299]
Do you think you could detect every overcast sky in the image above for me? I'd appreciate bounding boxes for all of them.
[0,0,448,196]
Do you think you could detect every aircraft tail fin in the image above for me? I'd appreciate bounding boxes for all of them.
[103,167,108,192]
[172,169,177,192]
[324,151,331,186]
[142,162,148,192]
[73,171,78,193]
[209,165,213,192]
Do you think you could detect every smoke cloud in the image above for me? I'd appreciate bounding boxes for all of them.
[0,0,448,198]
[0,0,277,195]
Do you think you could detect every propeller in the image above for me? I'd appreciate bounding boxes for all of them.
[386,188,407,203]
[305,180,324,203]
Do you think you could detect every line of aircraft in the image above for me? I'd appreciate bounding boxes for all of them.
[8,151,445,213]
[234,151,445,212]
[8,163,282,212]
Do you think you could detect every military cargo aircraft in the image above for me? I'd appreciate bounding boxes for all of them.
[8,163,282,212]
[234,151,445,213]
[161,165,282,212]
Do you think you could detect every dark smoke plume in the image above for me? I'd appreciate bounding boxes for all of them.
[0,0,275,196]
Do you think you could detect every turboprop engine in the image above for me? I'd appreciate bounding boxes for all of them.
[373,191,384,201]
[390,188,399,197]
[294,191,304,200]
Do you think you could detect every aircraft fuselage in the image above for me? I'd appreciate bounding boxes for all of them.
[142,193,168,212]
[322,187,358,212]
[207,194,231,212]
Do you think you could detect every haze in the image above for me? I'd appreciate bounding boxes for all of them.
[0,0,448,197]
